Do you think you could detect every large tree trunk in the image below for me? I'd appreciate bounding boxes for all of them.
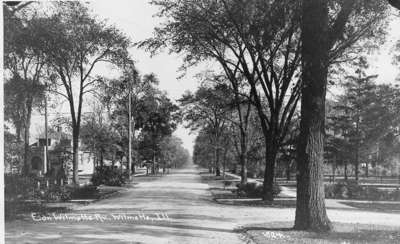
[100,150,104,167]
[240,153,248,184]
[332,157,336,183]
[286,160,292,181]
[294,0,331,232]
[215,147,221,176]
[16,122,22,142]
[72,126,80,185]
[355,146,359,181]
[239,134,248,183]
[23,121,31,175]
[262,143,278,201]
[222,148,228,178]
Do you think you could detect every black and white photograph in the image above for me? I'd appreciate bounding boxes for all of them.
[2,0,400,243]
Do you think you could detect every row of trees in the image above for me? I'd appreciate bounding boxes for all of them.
[189,58,400,182]
[326,58,400,179]
[141,0,399,231]
[4,2,189,184]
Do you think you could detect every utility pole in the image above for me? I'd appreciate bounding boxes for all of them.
[44,84,48,174]
[128,79,132,180]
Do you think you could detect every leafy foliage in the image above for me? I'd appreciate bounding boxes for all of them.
[91,166,127,186]
[326,58,400,177]
[236,182,281,198]
[325,180,400,201]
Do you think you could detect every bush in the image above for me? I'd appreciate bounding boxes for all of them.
[236,182,281,198]
[66,185,98,199]
[257,170,265,178]
[324,184,336,198]
[37,185,71,202]
[5,174,37,202]
[324,180,363,199]
[389,188,400,201]
[91,166,126,186]
[246,171,256,178]
[223,180,233,187]
[5,175,73,220]
[362,186,384,200]
[324,180,395,201]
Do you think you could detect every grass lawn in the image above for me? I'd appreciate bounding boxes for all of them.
[243,222,400,244]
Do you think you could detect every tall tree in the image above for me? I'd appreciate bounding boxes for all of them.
[101,64,155,173]
[136,89,180,173]
[32,2,130,184]
[328,79,400,178]
[179,84,231,176]
[295,0,331,232]
[213,75,254,183]
[79,102,119,167]
[4,7,46,174]
[193,128,215,169]
[339,58,377,180]
[295,0,389,231]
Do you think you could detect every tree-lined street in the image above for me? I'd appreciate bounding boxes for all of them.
[3,1,400,243]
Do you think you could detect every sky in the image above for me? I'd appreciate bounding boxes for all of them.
[29,0,400,155]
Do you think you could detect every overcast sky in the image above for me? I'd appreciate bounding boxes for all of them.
[30,0,400,155]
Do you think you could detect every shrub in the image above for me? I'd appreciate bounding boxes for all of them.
[324,180,363,199]
[67,185,98,199]
[324,184,336,198]
[362,186,384,200]
[5,174,37,202]
[324,180,395,201]
[246,171,257,178]
[389,188,400,201]
[223,180,233,187]
[257,170,265,178]
[91,166,126,186]
[37,185,71,202]
[5,175,73,219]
[236,182,281,198]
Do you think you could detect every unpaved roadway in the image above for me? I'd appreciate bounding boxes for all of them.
[5,163,400,243]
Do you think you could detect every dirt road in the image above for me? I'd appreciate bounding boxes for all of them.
[5,163,400,243]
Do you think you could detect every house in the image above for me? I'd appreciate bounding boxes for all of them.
[29,129,95,184]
